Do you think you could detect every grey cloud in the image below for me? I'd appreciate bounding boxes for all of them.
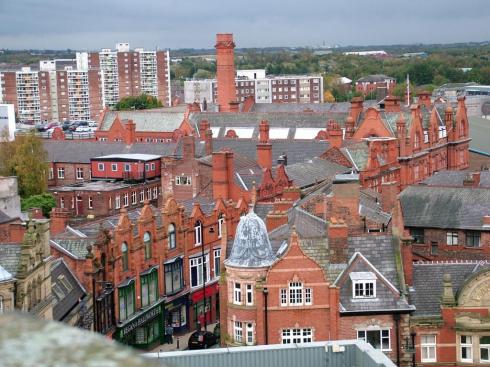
[0,0,489,50]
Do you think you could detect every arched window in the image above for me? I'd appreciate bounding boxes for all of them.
[168,223,176,249]
[143,232,152,260]
[121,242,129,271]
[194,221,202,246]
[218,213,224,239]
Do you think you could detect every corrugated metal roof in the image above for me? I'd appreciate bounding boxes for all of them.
[145,340,396,367]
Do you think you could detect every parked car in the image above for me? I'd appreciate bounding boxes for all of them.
[188,330,217,350]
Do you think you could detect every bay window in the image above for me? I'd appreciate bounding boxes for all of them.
[234,282,242,305]
[190,255,209,288]
[164,258,183,295]
[118,281,135,321]
[140,268,158,308]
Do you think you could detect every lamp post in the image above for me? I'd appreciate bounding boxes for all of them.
[263,287,269,345]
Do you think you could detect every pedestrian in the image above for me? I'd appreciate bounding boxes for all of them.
[166,324,174,344]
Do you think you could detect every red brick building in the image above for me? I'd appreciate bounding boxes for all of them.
[355,75,396,97]
[90,154,162,181]
[221,209,339,346]
[215,34,238,112]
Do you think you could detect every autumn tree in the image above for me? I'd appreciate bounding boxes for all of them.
[0,131,48,197]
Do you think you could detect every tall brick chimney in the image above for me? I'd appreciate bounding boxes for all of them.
[384,95,401,112]
[400,236,414,287]
[327,120,343,148]
[328,217,348,264]
[345,115,355,139]
[380,181,399,213]
[257,120,272,170]
[182,135,195,160]
[215,33,237,112]
[350,97,364,124]
[124,120,136,145]
[204,129,213,156]
[50,208,70,236]
[396,115,407,157]
[212,151,234,201]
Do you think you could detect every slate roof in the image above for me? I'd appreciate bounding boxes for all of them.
[189,112,348,133]
[469,116,490,155]
[359,189,391,225]
[399,185,490,230]
[51,206,162,259]
[51,258,86,322]
[379,111,413,136]
[0,265,13,282]
[0,244,22,277]
[181,195,216,216]
[0,209,14,224]
[410,261,490,317]
[250,102,352,114]
[100,109,186,132]
[285,158,351,188]
[421,170,490,188]
[341,141,370,171]
[43,141,177,164]
[335,251,412,313]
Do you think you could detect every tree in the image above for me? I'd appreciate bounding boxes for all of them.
[21,193,56,217]
[114,94,163,110]
[0,131,48,197]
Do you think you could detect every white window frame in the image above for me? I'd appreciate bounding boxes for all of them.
[233,282,242,305]
[421,335,437,363]
[57,167,65,179]
[480,336,490,363]
[115,195,121,209]
[131,191,137,205]
[76,167,83,180]
[175,176,191,185]
[289,282,303,305]
[111,163,117,172]
[305,288,312,305]
[357,329,391,351]
[246,323,254,345]
[234,321,243,343]
[447,232,458,246]
[218,214,224,239]
[140,190,144,202]
[60,197,65,208]
[353,280,376,298]
[280,288,287,306]
[460,335,473,363]
[49,167,54,180]
[189,255,210,288]
[246,284,253,306]
[151,162,155,171]
[194,221,202,246]
[213,248,221,278]
[124,163,131,172]
[98,163,104,171]
[88,196,93,209]
[123,193,129,207]
[281,328,313,344]
[153,187,158,199]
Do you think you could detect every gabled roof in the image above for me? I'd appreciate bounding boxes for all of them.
[341,141,370,171]
[359,189,391,225]
[422,170,490,188]
[334,251,412,313]
[100,109,186,132]
[51,258,86,322]
[410,261,490,317]
[399,185,490,230]
[285,157,351,189]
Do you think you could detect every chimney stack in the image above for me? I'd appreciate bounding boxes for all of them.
[204,129,213,156]
[417,91,432,109]
[257,120,272,170]
[124,119,136,145]
[327,120,343,148]
[215,33,237,112]
[50,208,70,236]
[350,97,364,124]
[199,120,210,140]
[384,95,401,113]
[212,151,234,201]
[328,217,348,264]
[182,135,195,160]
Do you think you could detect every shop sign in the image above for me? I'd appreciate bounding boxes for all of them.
[121,305,161,337]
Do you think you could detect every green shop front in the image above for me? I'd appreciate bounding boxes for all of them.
[115,298,165,349]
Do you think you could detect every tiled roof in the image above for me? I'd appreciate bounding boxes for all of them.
[51,238,94,259]
[250,102,352,114]
[411,261,490,316]
[399,185,490,230]
[422,170,490,188]
[469,116,490,155]
[0,244,21,277]
[359,190,391,225]
[379,111,413,136]
[285,158,351,188]
[51,258,86,321]
[43,141,177,164]
[100,109,186,132]
[181,195,216,216]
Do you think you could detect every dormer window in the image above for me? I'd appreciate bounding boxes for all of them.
[351,272,376,298]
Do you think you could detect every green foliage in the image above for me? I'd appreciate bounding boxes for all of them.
[21,193,56,217]
[0,131,48,197]
[114,94,163,110]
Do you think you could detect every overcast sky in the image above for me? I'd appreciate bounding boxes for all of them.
[0,0,489,50]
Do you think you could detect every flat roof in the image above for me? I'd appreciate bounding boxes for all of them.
[91,154,162,161]
[49,178,160,192]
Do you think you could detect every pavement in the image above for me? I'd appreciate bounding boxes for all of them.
[150,323,218,352]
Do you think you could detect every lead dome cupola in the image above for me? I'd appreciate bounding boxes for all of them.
[225,211,276,268]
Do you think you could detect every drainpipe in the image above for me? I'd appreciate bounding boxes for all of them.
[263,287,269,345]
[395,313,401,367]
